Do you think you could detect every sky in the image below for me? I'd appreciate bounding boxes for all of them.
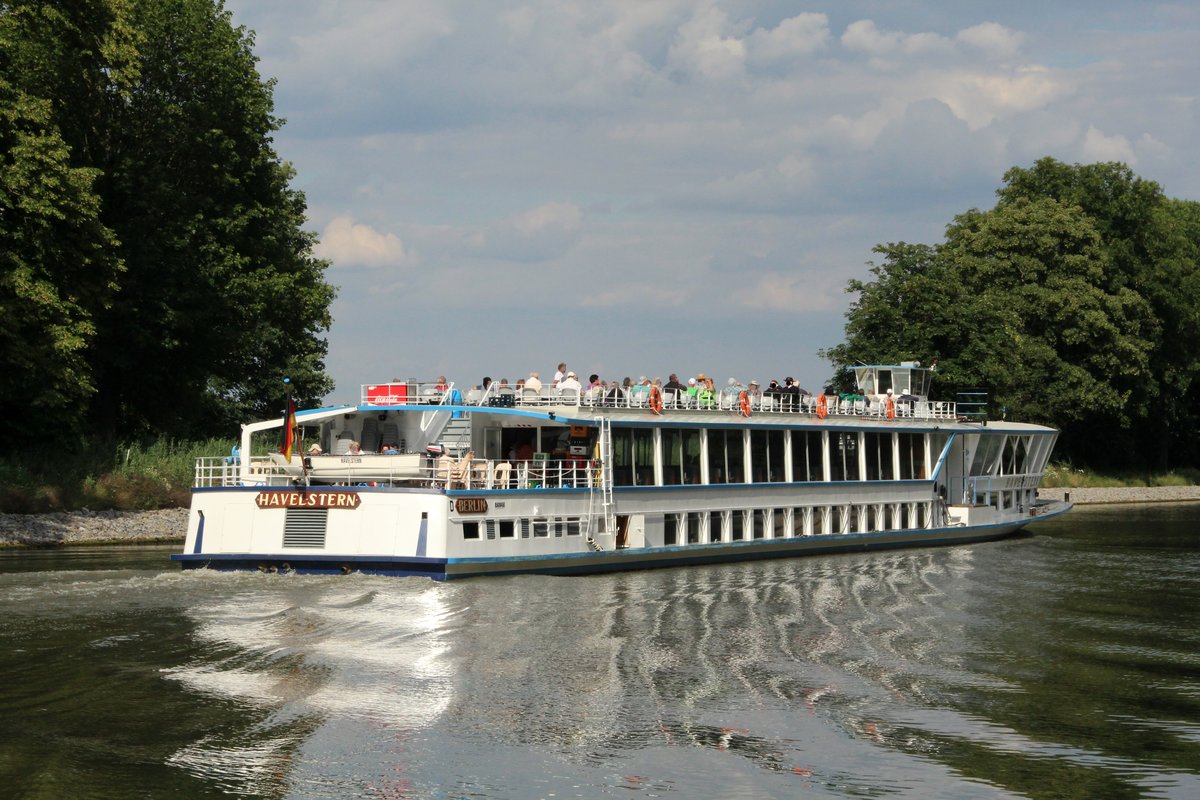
[222,0,1200,402]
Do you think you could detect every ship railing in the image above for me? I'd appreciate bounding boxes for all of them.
[498,388,959,420]
[360,380,457,406]
[194,456,248,488]
[963,473,1045,506]
[193,454,599,490]
[431,456,596,490]
[352,380,960,419]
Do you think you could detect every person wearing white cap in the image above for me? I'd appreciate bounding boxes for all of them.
[558,370,582,393]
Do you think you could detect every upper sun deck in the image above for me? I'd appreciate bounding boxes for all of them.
[357,371,962,423]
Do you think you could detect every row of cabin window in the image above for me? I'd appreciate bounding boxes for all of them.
[608,428,934,487]
[461,517,584,540]
[662,503,932,545]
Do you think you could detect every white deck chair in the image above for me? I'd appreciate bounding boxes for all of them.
[447,450,474,488]
[492,461,512,489]
[558,387,580,405]
[436,455,454,486]
[333,430,354,455]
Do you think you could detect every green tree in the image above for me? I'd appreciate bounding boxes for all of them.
[996,159,1200,469]
[0,77,122,423]
[2,0,335,440]
[87,0,335,437]
[940,197,1155,443]
[822,162,1188,470]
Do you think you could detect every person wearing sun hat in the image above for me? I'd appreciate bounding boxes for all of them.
[558,370,582,393]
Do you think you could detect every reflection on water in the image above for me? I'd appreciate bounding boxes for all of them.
[2,504,1199,798]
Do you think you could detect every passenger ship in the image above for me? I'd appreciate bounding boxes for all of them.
[173,363,1071,579]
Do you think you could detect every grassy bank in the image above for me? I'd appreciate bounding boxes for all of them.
[1040,463,1200,489]
[0,438,231,513]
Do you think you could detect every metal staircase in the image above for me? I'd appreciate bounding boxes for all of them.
[586,418,616,549]
[438,416,472,456]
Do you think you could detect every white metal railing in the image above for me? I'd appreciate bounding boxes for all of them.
[194,456,245,487]
[193,454,599,490]
[360,380,455,406]
[493,388,958,420]
[963,473,1045,505]
[353,379,960,420]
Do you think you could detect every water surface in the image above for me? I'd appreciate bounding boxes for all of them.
[2,504,1198,798]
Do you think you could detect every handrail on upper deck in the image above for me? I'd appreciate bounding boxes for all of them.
[353,379,959,420]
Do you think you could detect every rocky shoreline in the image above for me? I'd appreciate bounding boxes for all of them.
[1,486,1198,548]
[0,508,190,548]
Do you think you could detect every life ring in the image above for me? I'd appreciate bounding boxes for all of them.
[886,396,896,419]
[816,394,828,419]
[648,385,663,415]
[739,391,751,417]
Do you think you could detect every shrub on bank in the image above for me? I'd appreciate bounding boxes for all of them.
[0,438,231,513]
[1041,463,1199,489]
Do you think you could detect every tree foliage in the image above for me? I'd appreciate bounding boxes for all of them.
[1,0,334,442]
[0,76,122,418]
[824,158,1200,470]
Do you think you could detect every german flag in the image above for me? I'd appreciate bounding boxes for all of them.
[279,391,298,461]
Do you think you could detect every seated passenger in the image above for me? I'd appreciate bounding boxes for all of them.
[308,444,323,456]
[347,441,364,455]
[381,442,400,454]
[558,371,582,393]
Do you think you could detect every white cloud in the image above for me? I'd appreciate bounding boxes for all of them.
[478,201,584,261]
[315,216,407,268]
[841,20,953,58]
[747,13,830,63]
[730,272,839,312]
[1136,132,1171,161]
[1082,124,1136,163]
[668,5,747,81]
[956,22,1025,59]
[938,66,1068,129]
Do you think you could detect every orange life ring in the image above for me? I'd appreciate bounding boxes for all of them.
[816,393,828,419]
[648,385,663,415]
[886,396,896,419]
[739,390,751,417]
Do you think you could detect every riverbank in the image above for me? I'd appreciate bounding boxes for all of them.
[0,508,189,548]
[2,486,1199,548]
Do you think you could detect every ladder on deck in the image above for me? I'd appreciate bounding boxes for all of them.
[438,416,472,456]
[586,417,616,549]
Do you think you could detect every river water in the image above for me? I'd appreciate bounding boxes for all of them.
[2,504,1198,799]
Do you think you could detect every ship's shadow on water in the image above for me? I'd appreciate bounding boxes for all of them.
[2,505,1199,798]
